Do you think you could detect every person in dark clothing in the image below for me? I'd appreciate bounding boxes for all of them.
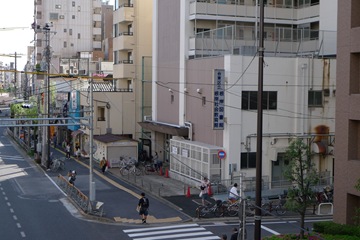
[137,192,149,223]
[230,227,238,240]
[221,234,227,240]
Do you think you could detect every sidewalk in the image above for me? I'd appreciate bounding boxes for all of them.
[48,146,202,223]
[46,147,333,224]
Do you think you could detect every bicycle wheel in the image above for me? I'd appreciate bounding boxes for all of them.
[51,160,60,172]
[245,203,255,216]
[134,167,142,176]
[275,204,286,215]
[214,205,225,217]
[120,167,129,176]
[261,203,271,216]
[59,160,65,171]
[197,206,210,218]
[227,204,240,217]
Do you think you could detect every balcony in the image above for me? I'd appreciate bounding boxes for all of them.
[114,4,134,23]
[93,41,101,49]
[93,14,101,22]
[114,32,134,50]
[93,28,101,35]
[114,60,135,79]
[189,0,319,23]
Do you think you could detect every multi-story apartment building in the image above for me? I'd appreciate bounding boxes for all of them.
[113,0,153,148]
[334,0,360,225]
[140,0,338,190]
[34,0,102,62]
[32,0,114,163]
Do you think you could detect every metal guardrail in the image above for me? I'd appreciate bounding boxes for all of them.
[57,175,104,217]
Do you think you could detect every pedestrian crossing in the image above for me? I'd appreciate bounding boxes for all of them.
[123,223,221,240]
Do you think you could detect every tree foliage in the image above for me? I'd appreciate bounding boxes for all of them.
[283,138,319,238]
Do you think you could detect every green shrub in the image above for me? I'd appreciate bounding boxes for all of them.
[322,234,360,240]
[313,221,360,237]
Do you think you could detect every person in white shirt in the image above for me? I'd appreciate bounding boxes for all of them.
[228,183,239,203]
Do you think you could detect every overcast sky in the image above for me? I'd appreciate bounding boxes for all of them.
[0,1,115,69]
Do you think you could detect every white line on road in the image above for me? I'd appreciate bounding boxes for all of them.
[44,173,67,196]
[261,225,280,235]
[124,224,199,233]
[128,227,206,237]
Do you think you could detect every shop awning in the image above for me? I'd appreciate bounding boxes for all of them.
[138,121,188,137]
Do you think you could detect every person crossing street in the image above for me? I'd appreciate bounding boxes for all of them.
[137,192,150,224]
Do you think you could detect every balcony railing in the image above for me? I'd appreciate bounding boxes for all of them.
[79,82,133,92]
[118,60,133,64]
[190,26,337,59]
[117,31,133,37]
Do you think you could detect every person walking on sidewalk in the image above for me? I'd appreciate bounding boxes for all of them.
[100,157,108,174]
[65,143,71,159]
[137,192,149,224]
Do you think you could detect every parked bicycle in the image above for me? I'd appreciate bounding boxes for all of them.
[196,200,224,218]
[220,198,256,217]
[50,158,65,172]
[261,195,287,216]
[140,161,158,175]
[119,157,142,176]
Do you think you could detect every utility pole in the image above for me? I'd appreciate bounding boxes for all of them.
[38,23,54,169]
[89,77,95,202]
[254,0,264,239]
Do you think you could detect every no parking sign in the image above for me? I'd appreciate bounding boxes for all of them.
[217,150,226,160]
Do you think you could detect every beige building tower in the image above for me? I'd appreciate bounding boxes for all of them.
[113,0,153,141]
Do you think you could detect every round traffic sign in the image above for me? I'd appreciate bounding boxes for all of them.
[218,150,226,160]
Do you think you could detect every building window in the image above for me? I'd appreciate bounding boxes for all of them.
[36,39,42,47]
[55,4,61,9]
[171,94,174,103]
[63,41,67,48]
[241,152,256,169]
[97,107,105,121]
[78,33,81,39]
[49,12,58,20]
[36,11,42,19]
[242,91,277,110]
[202,96,206,106]
[69,29,72,36]
[308,90,323,107]
[72,1,75,7]
[72,15,75,19]
[64,28,67,33]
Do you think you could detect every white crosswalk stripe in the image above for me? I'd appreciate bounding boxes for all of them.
[0,155,24,162]
[123,223,221,240]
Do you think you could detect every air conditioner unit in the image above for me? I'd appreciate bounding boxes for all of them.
[72,69,79,75]
[59,15,65,19]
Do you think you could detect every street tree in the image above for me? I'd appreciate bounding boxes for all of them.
[283,138,319,239]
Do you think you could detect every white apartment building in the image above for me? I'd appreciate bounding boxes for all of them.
[141,0,337,190]
[34,0,102,61]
